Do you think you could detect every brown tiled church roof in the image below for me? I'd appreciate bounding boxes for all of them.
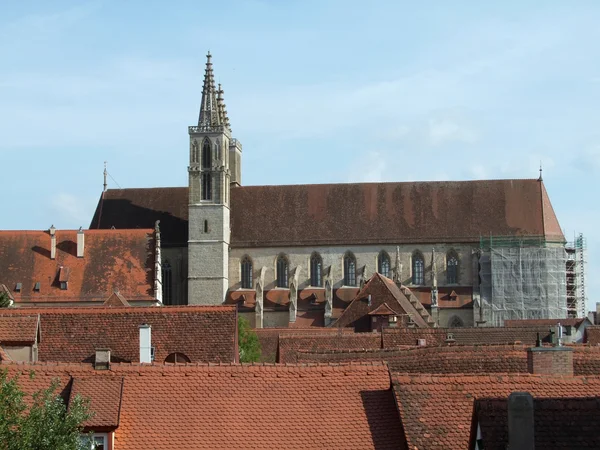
[90,179,564,246]
[0,229,156,304]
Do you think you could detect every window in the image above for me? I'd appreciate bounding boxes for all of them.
[344,252,357,286]
[378,251,391,278]
[276,254,289,288]
[201,173,212,200]
[448,316,464,328]
[447,251,459,284]
[241,256,253,289]
[192,139,199,163]
[162,260,172,305]
[165,352,191,364]
[79,433,107,450]
[204,220,209,233]
[412,252,424,285]
[201,139,211,169]
[60,281,68,290]
[310,252,323,287]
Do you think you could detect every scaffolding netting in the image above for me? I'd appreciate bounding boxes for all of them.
[479,245,567,326]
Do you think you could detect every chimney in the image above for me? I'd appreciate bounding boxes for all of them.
[77,227,85,258]
[94,348,111,370]
[49,225,56,260]
[139,324,152,363]
[527,346,573,376]
[508,392,534,450]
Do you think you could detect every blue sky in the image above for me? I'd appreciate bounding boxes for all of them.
[1,1,598,311]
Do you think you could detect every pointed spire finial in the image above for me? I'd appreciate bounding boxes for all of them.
[538,161,543,181]
[197,51,221,129]
[103,161,107,192]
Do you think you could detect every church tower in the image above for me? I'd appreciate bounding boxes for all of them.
[188,52,240,304]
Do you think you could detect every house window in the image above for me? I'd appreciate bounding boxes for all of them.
[310,252,323,287]
[447,252,459,284]
[344,252,357,287]
[378,251,391,278]
[412,252,424,285]
[241,256,253,289]
[201,173,212,200]
[202,139,211,169]
[165,352,191,364]
[162,260,172,305]
[60,281,68,290]
[79,433,108,450]
[276,254,289,288]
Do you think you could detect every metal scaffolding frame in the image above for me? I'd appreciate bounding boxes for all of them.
[566,233,587,318]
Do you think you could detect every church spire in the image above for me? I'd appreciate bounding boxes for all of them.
[198,52,221,129]
[217,83,231,132]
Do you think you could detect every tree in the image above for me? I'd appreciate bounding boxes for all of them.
[0,370,92,450]
[238,317,261,363]
[0,292,11,308]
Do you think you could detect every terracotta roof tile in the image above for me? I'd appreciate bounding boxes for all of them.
[91,179,565,247]
[0,315,38,343]
[0,306,236,363]
[278,332,382,363]
[0,229,156,304]
[392,373,600,449]
[504,318,587,328]
[586,326,600,345]
[70,376,123,429]
[3,362,404,449]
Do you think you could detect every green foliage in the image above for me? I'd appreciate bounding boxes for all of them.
[238,317,261,363]
[0,370,92,450]
[0,292,11,308]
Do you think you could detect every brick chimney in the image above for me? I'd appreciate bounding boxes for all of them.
[49,225,56,260]
[95,348,111,370]
[527,346,573,376]
[77,227,85,258]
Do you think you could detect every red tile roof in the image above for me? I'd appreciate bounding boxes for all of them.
[91,179,565,248]
[586,326,600,345]
[474,396,600,449]
[504,318,588,328]
[0,315,39,343]
[381,326,553,347]
[0,306,237,363]
[70,376,123,429]
[392,373,600,450]
[335,274,430,329]
[278,332,382,363]
[0,229,157,304]
[4,362,403,449]
[0,345,11,361]
[368,303,397,316]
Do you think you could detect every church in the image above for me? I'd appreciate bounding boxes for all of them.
[90,53,570,328]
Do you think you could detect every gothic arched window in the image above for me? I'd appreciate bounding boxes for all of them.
[276,254,289,288]
[447,251,459,284]
[162,260,172,305]
[344,252,357,287]
[201,173,212,200]
[412,251,424,285]
[378,251,391,278]
[448,315,464,328]
[202,139,211,169]
[310,252,323,287]
[241,256,253,289]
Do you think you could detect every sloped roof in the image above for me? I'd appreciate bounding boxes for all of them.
[381,326,554,347]
[392,373,600,450]
[70,377,123,429]
[368,303,397,316]
[0,306,237,363]
[103,291,131,307]
[474,396,600,449]
[335,273,429,328]
[504,318,588,328]
[3,362,404,449]
[90,179,565,248]
[278,332,382,363]
[0,229,156,304]
[0,315,39,343]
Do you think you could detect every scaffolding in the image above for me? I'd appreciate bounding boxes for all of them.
[566,233,587,318]
[479,236,567,326]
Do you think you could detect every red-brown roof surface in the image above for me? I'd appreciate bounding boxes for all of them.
[278,332,382,363]
[70,376,123,429]
[0,306,237,363]
[4,362,403,449]
[91,179,565,248]
[392,373,600,450]
[381,326,554,347]
[587,326,600,345]
[335,273,430,329]
[504,318,588,328]
[0,229,156,304]
[0,315,39,343]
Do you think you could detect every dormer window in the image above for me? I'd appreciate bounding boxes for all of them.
[60,281,68,290]
[33,282,41,292]
[14,283,22,292]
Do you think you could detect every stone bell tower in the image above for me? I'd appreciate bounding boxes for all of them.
[188,52,240,304]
